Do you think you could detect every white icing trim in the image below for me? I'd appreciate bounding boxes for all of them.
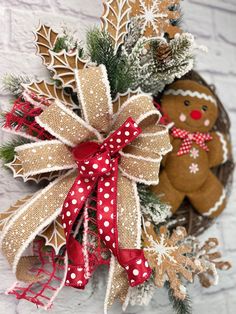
[2,127,40,142]
[203,189,226,217]
[102,0,131,54]
[33,23,59,67]
[5,155,69,184]
[164,89,217,105]
[0,169,75,274]
[47,50,89,91]
[36,100,103,147]
[104,255,116,314]
[216,131,228,163]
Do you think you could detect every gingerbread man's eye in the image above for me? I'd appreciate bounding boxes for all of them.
[184,100,190,107]
[202,105,208,111]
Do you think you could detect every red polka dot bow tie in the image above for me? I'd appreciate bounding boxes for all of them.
[171,127,212,156]
[61,118,152,289]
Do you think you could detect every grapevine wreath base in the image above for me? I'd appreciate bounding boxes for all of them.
[0,0,233,313]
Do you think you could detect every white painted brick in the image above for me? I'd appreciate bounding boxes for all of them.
[0,50,48,79]
[0,8,9,49]
[181,1,214,38]
[211,75,236,111]
[225,288,236,314]
[214,10,236,45]
[0,294,18,314]
[9,9,94,53]
[194,39,236,75]
[0,0,50,9]
[54,0,103,19]
[190,0,236,13]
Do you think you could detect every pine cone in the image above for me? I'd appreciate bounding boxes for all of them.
[156,43,172,63]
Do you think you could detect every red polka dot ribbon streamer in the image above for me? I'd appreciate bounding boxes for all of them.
[61,118,152,288]
[171,127,213,156]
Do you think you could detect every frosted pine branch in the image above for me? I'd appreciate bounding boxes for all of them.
[1,73,31,97]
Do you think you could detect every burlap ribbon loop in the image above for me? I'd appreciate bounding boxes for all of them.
[15,140,76,177]
[36,100,102,147]
[1,64,171,311]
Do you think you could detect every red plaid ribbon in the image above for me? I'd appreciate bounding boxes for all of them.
[171,127,212,156]
[61,118,152,289]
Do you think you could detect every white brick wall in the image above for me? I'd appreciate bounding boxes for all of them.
[0,1,235,313]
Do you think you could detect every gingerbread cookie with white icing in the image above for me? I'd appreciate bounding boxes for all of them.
[151,80,230,218]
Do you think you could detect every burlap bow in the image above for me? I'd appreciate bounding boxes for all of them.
[0,65,171,310]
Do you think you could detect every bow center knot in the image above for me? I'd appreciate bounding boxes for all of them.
[72,117,142,178]
[73,143,113,178]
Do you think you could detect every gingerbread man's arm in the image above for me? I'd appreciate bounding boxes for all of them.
[161,134,174,167]
[207,131,231,168]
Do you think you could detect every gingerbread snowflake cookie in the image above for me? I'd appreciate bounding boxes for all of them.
[129,0,182,38]
[151,80,231,218]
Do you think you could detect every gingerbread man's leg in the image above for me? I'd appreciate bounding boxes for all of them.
[151,170,185,214]
[187,171,226,218]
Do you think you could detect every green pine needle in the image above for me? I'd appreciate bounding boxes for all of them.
[138,184,171,225]
[86,28,133,98]
[1,73,30,97]
[53,35,84,57]
[0,138,29,164]
[165,282,192,314]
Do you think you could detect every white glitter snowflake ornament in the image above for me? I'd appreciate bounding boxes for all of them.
[189,163,199,174]
[190,147,199,159]
[129,0,182,38]
[142,223,198,300]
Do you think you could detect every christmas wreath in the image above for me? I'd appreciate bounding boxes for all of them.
[0,1,233,313]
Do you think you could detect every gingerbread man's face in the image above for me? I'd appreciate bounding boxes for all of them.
[161,80,218,133]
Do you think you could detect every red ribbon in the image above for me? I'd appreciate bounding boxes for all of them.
[61,118,152,289]
[171,127,212,156]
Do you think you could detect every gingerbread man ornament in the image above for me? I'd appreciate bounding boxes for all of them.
[151,80,231,218]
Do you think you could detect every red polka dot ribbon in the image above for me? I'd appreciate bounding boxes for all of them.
[171,127,213,156]
[61,118,152,288]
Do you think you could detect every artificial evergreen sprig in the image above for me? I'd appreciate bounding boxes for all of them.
[1,74,31,97]
[0,138,29,164]
[165,282,192,314]
[125,31,196,95]
[86,28,133,98]
[53,27,84,56]
[129,277,156,306]
[138,184,171,226]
